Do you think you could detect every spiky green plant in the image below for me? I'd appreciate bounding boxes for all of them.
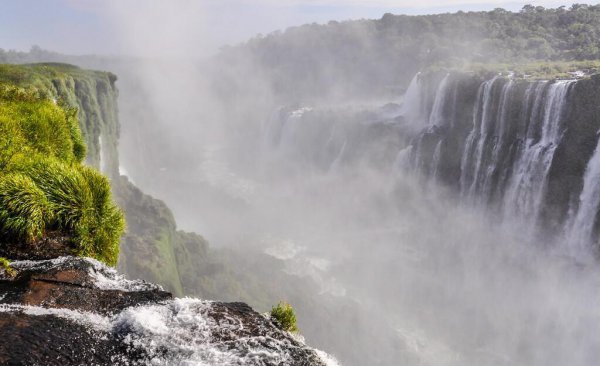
[2,156,125,266]
[77,166,125,266]
[5,156,125,265]
[0,69,124,266]
[0,173,51,242]
[0,84,84,165]
[0,257,15,277]
[270,301,299,333]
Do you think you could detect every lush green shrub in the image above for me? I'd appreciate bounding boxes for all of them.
[76,166,125,265]
[0,174,51,242]
[0,81,124,266]
[270,301,299,333]
[3,156,125,266]
[0,84,85,165]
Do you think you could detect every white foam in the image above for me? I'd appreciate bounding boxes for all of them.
[10,256,162,292]
[0,304,112,331]
[315,349,341,366]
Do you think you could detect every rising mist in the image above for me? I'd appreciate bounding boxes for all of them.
[79,3,600,365]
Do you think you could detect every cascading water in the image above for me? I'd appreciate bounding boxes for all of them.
[480,80,515,200]
[502,80,574,225]
[566,133,600,255]
[401,72,424,125]
[99,135,107,174]
[428,74,451,127]
[459,76,500,198]
[431,139,443,179]
[410,74,576,234]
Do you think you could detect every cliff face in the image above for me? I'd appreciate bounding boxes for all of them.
[259,71,600,254]
[113,177,210,296]
[406,72,600,249]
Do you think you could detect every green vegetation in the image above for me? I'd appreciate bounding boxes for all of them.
[0,257,15,277]
[0,77,124,266]
[270,301,299,333]
[113,176,211,295]
[448,60,600,80]
[217,4,600,99]
[0,63,120,176]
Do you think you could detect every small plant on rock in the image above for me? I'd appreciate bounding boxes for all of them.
[0,257,16,277]
[270,301,299,333]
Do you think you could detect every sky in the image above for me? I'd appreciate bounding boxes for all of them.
[0,0,573,55]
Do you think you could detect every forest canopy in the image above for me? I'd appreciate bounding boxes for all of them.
[215,4,600,100]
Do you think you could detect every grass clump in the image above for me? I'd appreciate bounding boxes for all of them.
[0,81,124,266]
[0,257,16,277]
[270,301,299,333]
[0,174,51,242]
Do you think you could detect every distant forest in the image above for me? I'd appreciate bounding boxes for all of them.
[5,4,600,100]
[216,4,600,100]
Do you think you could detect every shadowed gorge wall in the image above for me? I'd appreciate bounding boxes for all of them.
[407,72,600,253]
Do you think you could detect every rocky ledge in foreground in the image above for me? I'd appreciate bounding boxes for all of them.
[0,257,337,366]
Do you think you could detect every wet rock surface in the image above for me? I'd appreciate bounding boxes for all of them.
[0,232,74,261]
[0,257,171,315]
[0,257,333,366]
[0,313,130,366]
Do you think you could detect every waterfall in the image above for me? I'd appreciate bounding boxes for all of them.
[406,74,600,252]
[262,107,313,155]
[431,139,443,179]
[566,132,600,254]
[480,80,515,200]
[456,77,574,221]
[401,72,424,125]
[394,146,413,174]
[412,132,426,171]
[428,74,450,127]
[279,107,312,150]
[417,76,575,217]
[502,80,574,224]
[409,74,453,177]
[99,135,108,173]
[459,77,499,197]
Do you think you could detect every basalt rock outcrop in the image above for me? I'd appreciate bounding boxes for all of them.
[0,257,334,366]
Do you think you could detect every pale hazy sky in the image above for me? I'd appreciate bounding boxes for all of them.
[0,0,572,55]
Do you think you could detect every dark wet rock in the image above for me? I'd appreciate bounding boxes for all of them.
[0,257,334,366]
[0,231,74,261]
[0,312,133,366]
[0,257,171,315]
